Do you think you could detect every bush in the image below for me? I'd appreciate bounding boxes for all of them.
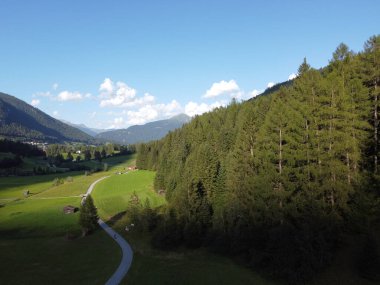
[52,177,64,186]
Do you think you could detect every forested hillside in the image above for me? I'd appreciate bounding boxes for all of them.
[136,36,380,283]
[0,92,95,143]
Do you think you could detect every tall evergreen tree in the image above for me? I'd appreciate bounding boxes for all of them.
[79,195,98,236]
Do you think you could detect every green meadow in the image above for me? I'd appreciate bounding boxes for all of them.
[92,170,165,220]
[0,154,135,285]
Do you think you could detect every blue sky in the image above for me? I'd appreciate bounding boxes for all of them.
[0,0,379,129]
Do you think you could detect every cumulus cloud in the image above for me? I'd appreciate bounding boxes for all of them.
[106,99,184,128]
[288,73,297,80]
[99,78,139,107]
[126,105,159,125]
[99,78,114,96]
[57,91,84,101]
[31,99,40,107]
[267,82,275,88]
[249,89,261,98]
[121,93,155,108]
[52,83,58,90]
[185,101,227,117]
[204,80,240,98]
[124,100,182,126]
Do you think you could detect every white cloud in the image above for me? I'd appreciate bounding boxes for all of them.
[121,93,155,108]
[99,79,138,107]
[31,99,40,107]
[52,83,58,90]
[106,99,184,128]
[57,91,83,101]
[249,89,261,98]
[157,100,182,117]
[288,73,297,80]
[33,91,52,98]
[267,82,275,88]
[204,80,240,98]
[99,78,114,96]
[185,101,226,117]
[126,105,159,125]
[52,110,59,117]
[90,111,97,119]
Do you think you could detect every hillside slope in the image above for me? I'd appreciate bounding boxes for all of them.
[136,37,380,283]
[0,92,94,143]
[96,114,191,144]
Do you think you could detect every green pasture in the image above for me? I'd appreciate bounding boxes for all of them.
[77,153,136,171]
[0,154,136,201]
[0,156,137,284]
[92,170,164,220]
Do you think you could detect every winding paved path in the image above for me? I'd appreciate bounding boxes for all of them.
[85,176,134,285]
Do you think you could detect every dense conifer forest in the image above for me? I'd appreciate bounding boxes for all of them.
[136,36,380,283]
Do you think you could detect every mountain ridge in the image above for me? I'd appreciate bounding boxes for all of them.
[96,114,191,144]
[0,92,95,143]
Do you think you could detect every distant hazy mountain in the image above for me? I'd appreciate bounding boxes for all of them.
[61,120,108,137]
[0,92,95,143]
[96,114,191,144]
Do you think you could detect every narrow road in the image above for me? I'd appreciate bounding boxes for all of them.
[85,176,134,285]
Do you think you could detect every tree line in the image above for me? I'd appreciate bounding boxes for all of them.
[136,36,380,283]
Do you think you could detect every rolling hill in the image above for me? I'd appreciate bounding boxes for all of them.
[0,92,95,143]
[96,114,191,144]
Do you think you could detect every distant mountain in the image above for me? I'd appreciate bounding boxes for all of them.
[61,120,108,137]
[96,114,191,144]
[0,92,95,143]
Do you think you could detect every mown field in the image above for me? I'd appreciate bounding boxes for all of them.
[0,154,135,285]
[92,170,165,220]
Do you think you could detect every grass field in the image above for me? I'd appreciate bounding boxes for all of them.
[92,170,165,220]
[91,170,277,285]
[0,154,135,285]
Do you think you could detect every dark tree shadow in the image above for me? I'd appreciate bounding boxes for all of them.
[107,211,127,227]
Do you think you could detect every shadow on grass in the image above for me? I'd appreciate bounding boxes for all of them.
[107,210,127,227]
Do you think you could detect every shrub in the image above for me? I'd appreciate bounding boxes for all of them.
[52,177,64,186]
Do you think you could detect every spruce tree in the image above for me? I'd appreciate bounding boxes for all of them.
[79,195,98,236]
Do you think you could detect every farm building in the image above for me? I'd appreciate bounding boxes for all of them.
[63,205,78,214]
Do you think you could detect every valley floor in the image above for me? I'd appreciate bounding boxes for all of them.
[0,154,378,284]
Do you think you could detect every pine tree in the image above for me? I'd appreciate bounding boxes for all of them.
[79,195,98,236]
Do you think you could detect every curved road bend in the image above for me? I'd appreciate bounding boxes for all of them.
[85,176,134,285]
